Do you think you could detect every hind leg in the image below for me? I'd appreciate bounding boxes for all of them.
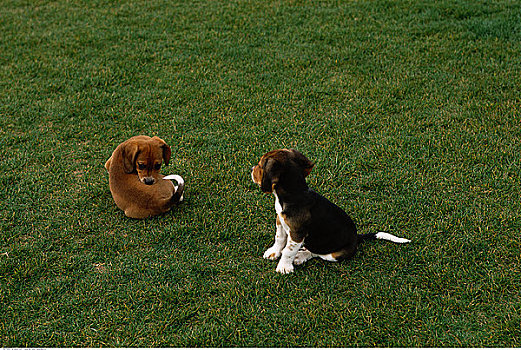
[294,247,319,265]
[317,243,357,263]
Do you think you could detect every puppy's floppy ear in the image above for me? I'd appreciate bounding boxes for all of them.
[121,141,140,173]
[289,149,314,177]
[162,144,171,166]
[152,136,171,166]
[261,158,280,193]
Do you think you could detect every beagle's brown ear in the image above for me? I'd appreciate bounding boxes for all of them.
[152,136,171,166]
[289,149,315,177]
[261,158,280,193]
[121,141,140,174]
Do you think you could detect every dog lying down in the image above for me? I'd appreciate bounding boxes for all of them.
[251,148,410,274]
[105,135,184,219]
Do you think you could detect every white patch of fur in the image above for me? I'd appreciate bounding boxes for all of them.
[276,237,302,274]
[294,248,317,265]
[273,190,291,233]
[250,168,257,184]
[294,250,339,264]
[318,253,338,262]
[375,231,411,244]
[263,221,287,260]
[272,190,303,273]
[274,191,283,215]
[163,174,184,202]
[264,191,293,261]
[163,174,184,186]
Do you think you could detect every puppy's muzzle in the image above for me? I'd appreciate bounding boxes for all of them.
[143,177,156,185]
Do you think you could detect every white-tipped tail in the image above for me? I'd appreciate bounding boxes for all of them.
[163,174,185,202]
[375,232,411,244]
[163,174,184,186]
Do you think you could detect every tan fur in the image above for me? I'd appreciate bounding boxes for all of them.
[105,135,183,219]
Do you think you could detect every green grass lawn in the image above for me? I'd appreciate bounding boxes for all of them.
[1,0,520,347]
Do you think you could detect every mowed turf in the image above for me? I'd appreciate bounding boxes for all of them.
[1,0,520,347]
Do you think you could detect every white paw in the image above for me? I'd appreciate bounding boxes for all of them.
[276,261,294,274]
[263,246,282,260]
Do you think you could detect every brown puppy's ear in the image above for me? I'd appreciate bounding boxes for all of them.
[261,158,280,193]
[289,149,314,177]
[162,144,171,166]
[152,136,171,166]
[121,142,140,173]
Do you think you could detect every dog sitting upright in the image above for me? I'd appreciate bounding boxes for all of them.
[105,135,184,219]
[251,149,410,274]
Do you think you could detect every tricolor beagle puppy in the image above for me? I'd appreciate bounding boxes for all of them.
[105,135,184,219]
[251,149,410,274]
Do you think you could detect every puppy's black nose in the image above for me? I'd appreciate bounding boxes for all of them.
[144,178,154,185]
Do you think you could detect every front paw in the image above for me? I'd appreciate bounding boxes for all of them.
[263,246,282,260]
[276,261,294,274]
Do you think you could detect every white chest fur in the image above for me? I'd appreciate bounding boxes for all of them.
[273,191,290,233]
[274,191,283,214]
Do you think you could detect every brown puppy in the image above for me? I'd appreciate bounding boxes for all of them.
[251,149,410,274]
[105,135,184,218]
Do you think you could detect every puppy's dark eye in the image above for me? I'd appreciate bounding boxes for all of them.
[154,163,161,170]
[138,164,146,170]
